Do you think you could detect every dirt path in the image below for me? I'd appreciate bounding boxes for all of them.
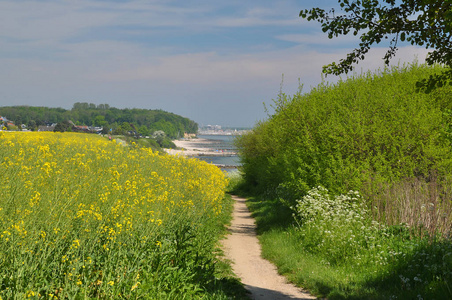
[222,195,316,300]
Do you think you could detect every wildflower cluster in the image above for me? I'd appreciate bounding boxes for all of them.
[292,186,388,266]
[291,186,452,299]
[0,132,229,298]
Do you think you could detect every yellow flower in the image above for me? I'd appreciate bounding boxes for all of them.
[71,239,80,249]
[26,290,36,298]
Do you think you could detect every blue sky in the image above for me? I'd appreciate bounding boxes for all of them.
[0,0,429,127]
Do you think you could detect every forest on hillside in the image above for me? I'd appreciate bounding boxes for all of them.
[0,102,198,139]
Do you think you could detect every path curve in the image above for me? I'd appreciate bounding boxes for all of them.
[222,195,316,300]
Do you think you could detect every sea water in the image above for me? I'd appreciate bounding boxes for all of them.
[196,134,241,172]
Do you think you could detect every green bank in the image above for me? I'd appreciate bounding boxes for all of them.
[234,63,452,299]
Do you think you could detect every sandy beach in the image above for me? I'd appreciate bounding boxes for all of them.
[164,138,237,157]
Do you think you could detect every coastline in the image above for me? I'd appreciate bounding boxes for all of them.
[164,138,237,157]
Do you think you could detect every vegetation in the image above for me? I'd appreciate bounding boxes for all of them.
[0,102,197,138]
[238,63,452,207]
[300,1,452,91]
[0,132,246,299]
[235,63,452,299]
[240,187,452,299]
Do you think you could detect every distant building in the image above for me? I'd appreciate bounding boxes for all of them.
[74,125,89,131]
[206,124,222,131]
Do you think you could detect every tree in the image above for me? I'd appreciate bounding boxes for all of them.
[120,122,132,134]
[27,120,37,131]
[15,116,22,131]
[138,125,149,137]
[93,115,107,128]
[54,120,72,132]
[300,1,452,91]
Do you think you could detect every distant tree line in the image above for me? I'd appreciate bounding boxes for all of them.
[0,102,198,139]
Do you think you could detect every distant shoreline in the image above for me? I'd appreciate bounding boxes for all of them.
[164,138,237,157]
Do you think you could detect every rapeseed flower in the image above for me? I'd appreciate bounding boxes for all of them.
[0,132,228,298]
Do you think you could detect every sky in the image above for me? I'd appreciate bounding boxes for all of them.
[0,0,430,128]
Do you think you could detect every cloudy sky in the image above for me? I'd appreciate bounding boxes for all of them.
[1,0,430,127]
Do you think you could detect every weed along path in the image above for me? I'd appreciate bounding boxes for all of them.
[222,195,316,300]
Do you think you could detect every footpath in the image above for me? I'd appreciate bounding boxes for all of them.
[222,195,316,300]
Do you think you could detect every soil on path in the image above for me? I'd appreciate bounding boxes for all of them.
[222,195,316,300]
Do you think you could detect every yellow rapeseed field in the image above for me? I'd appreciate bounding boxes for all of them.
[0,131,229,299]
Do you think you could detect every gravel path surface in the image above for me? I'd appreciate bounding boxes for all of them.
[222,195,316,300]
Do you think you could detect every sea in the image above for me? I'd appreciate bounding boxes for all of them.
[196,134,241,173]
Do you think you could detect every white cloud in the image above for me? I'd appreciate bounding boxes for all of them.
[90,44,429,88]
[0,0,211,45]
[0,0,435,126]
[212,17,300,28]
[276,33,359,46]
[0,1,115,40]
[0,43,432,126]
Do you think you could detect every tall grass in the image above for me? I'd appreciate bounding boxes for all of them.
[0,132,241,299]
[367,176,452,238]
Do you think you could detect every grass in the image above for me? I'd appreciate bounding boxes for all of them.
[228,175,452,299]
[0,131,247,299]
[366,176,452,238]
[233,183,452,299]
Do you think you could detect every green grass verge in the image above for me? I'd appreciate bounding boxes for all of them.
[241,192,452,300]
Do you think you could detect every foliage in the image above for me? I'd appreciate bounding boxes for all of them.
[292,187,382,266]
[53,120,72,132]
[0,102,197,138]
[235,62,452,299]
[300,1,452,91]
[246,187,452,299]
[225,171,245,194]
[153,130,177,149]
[0,132,240,299]
[236,63,452,203]
[289,187,452,299]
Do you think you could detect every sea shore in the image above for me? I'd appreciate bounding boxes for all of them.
[164,138,237,157]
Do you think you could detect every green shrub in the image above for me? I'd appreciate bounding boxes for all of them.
[237,63,452,203]
[238,63,452,298]
[292,186,387,266]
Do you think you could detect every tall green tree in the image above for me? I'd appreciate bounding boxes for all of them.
[54,120,72,132]
[93,115,107,127]
[300,1,452,91]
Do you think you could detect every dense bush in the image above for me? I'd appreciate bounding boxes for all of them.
[237,63,452,202]
[236,63,452,299]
